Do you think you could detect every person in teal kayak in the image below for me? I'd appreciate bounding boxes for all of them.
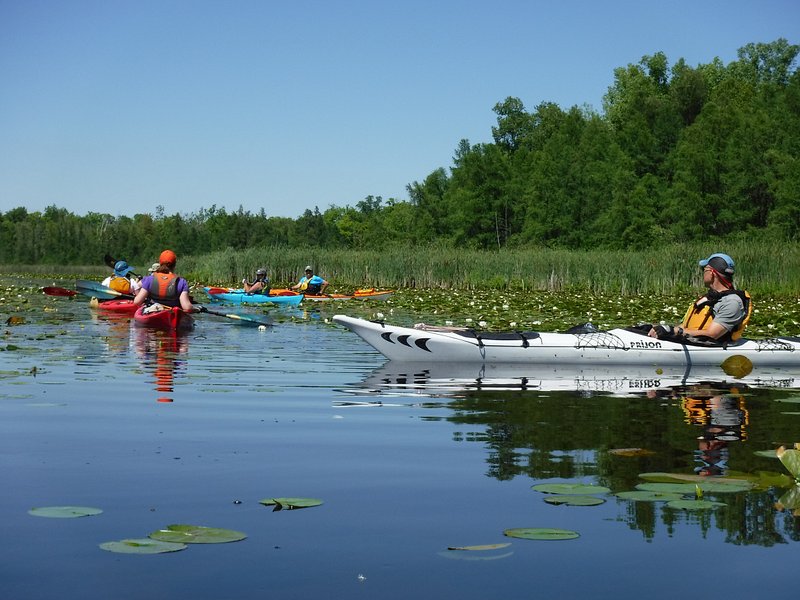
[648,253,751,344]
[101,259,141,295]
[291,265,328,295]
[242,268,270,294]
[133,249,195,312]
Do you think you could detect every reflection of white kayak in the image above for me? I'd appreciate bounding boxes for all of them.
[359,361,800,395]
[332,315,800,367]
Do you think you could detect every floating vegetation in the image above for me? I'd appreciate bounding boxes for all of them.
[99,538,187,554]
[543,495,606,506]
[531,483,611,495]
[259,497,323,510]
[149,524,247,544]
[720,355,753,378]
[28,506,103,518]
[607,448,655,457]
[504,528,580,541]
[615,491,684,502]
[777,444,800,482]
[666,499,727,511]
[636,481,752,494]
[446,543,512,551]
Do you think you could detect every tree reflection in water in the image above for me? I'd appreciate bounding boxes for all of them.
[360,363,800,546]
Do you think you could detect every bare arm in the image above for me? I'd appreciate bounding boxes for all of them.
[133,287,149,306]
[179,290,194,312]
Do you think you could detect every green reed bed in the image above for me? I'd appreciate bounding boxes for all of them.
[181,240,800,296]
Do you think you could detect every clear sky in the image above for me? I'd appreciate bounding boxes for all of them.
[1,0,798,219]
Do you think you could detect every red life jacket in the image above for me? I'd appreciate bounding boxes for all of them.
[148,273,180,307]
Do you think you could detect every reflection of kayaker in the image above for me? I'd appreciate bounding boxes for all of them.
[133,326,187,403]
[681,385,749,476]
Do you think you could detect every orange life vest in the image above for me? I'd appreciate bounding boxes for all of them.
[108,276,132,295]
[148,273,179,307]
[680,289,752,342]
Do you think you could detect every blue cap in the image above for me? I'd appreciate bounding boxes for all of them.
[114,260,134,277]
[699,253,735,277]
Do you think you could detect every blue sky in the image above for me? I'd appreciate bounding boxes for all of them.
[1,0,798,219]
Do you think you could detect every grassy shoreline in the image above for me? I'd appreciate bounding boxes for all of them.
[4,241,797,295]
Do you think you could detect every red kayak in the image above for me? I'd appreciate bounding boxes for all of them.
[94,299,138,314]
[133,305,193,331]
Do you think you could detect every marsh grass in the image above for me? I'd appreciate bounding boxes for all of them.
[179,240,799,296]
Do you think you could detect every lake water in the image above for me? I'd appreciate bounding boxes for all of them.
[1,277,798,599]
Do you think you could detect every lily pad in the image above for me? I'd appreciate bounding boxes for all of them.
[637,480,752,494]
[543,495,605,506]
[777,446,800,480]
[504,528,579,540]
[607,448,655,457]
[99,538,187,554]
[753,449,779,459]
[259,497,323,510]
[615,491,684,502]
[776,486,800,511]
[531,483,611,495]
[721,354,753,377]
[28,506,103,519]
[446,543,512,551]
[149,524,247,544]
[637,473,754,491]
[666,499,727,511]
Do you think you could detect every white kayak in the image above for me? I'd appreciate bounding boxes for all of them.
[332,315,800,368]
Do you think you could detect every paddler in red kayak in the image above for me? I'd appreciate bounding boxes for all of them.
[133,249,195,312]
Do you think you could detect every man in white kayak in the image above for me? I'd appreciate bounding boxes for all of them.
[648,253,751,345]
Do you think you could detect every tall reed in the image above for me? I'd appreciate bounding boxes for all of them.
[179,240,799,296]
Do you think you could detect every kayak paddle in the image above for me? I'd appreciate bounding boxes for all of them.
[195,305,272,327]
[75,279,135,300]
[42,286,78,297]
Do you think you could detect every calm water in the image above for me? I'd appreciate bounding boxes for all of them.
[1,277,798,599]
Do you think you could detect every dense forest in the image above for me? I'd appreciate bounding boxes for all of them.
[1,39,798,266]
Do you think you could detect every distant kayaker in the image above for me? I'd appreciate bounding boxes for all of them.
[148,262,160,274]
[291,265,328,295]
[648,253,751,344]
[133,249,195,312]
[243,268,270,295]
[102,259,142,295]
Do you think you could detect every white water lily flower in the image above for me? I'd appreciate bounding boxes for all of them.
[465,318,473,323]
[510,322,517,327]
[445,320,453,326]
[532,320,541,325]
[503,304,509,310]
[479,321,487,328]
[376,312,384,319]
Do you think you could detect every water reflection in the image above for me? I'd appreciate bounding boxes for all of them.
[132,327,188,403]
[351,362,800,546]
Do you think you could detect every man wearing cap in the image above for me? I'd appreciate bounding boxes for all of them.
[133,249,194,312]
[291,265,328,295]
[649,253,751,344]
[101,260,141,295]
[243,268,270,295]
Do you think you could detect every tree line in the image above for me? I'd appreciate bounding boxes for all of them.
[2,39,798,266]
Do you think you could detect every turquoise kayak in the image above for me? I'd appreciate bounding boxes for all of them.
[204,288,304,306]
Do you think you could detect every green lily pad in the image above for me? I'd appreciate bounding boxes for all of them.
[447,543,512,551]
[777,447,800,480]
[259,497,323,510]
[753,449,779,458]
[776,486,800,511]
[721,355,752,377]
[636,480,751,494]
[774,397,800,403]
[615,491,684,502]
[637,473,754,491]
[531,483,611,495]
[99,538,187,554]
[28,506,103,518]
[543,495,606,506]
[504,528,579,540]
[149,524,247,544]
[666,499,727,511]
